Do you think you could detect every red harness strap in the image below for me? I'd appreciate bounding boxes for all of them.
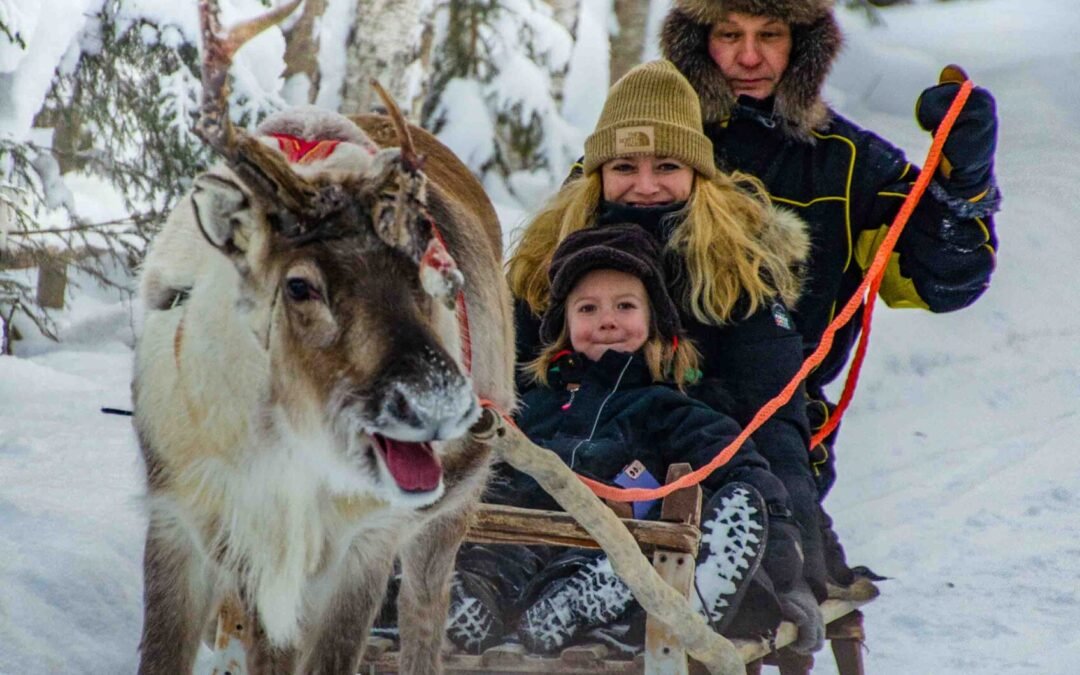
[809,79,975,448]
[427,222,472,374]
[270,133,342,164]
[570,79,977,503]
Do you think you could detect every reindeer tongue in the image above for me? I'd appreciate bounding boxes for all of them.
[376,436,442,493]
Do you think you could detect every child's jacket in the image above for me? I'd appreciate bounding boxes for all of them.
[492,349,792,519]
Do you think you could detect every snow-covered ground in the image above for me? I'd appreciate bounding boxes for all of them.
[2,0,1079,673]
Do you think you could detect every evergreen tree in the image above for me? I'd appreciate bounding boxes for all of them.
[0,0,284,353]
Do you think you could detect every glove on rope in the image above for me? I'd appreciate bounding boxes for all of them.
[915,65,999,201]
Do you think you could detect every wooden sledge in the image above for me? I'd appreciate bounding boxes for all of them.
[362,496,877,674]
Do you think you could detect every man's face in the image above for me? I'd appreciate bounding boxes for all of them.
[707,13,792,100]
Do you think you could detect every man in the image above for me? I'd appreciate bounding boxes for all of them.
[661,0,1000,585]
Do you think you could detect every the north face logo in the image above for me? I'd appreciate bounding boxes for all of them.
[615,126,655,153]
[771,301,793,330]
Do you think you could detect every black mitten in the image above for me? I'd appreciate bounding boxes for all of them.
[915,69,998,199]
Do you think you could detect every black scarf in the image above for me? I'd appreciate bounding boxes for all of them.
[595,200,687,245]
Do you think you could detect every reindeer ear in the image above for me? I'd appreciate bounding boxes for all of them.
[191,173,257,256]
[370,149,430,259]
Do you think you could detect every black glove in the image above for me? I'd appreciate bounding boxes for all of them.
[915,68,998,199]
[777,579,826,655]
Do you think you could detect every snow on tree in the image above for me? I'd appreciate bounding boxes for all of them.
[0,0,615,350]
[0,0,288,352]
[421,0,586,205]
[341,0,435,119]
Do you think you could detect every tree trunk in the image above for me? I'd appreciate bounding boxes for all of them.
[544,0,580,39]
[341,0,433,121]
[611,0,647,85]
[282,0,327,104]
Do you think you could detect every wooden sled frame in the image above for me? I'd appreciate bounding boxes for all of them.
[361,467,877,674]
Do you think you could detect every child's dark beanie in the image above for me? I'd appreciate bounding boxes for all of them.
[541,224,681,345]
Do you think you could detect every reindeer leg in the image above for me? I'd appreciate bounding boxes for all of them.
[299,542,397,674]
[248,622,298,675]
[138,518,213,675]
[396,508,472,675]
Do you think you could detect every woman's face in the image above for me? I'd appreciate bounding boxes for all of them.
[567,269,651,362]
[601,156,694,206]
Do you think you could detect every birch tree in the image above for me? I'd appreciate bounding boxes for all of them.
[282,0,329,104]
[543,0,579,38]
[341,0,435,119]
[611,0,647,84]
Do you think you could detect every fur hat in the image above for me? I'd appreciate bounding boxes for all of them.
[661,0,842,141]
[584,60,716,178]
[540,224,681,346]
[674,0,834,26]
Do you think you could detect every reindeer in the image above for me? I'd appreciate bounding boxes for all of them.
[131,1,513,672]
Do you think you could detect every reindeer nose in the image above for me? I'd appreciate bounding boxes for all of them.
[376,375,478,442]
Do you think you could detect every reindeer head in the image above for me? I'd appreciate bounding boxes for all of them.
[190,0,476,504]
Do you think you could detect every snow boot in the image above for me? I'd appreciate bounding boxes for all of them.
[516,553,634,653]
[693,482,768,634]
[578,604,647,657]
[444,567,508,653]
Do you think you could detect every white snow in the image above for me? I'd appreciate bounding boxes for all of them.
[2,0,1079,673]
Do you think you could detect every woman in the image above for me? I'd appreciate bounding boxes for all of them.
[503,59,827,653]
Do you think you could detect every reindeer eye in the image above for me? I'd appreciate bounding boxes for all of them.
[285,277,322,302]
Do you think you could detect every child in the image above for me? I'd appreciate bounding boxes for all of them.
[446,224,819,654]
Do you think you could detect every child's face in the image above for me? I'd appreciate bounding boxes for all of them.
[567,269,651,362]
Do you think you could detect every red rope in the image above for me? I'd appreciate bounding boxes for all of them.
[427,221,473,373]
[502,79,976,504]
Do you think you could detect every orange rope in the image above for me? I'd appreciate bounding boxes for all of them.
[809,79,973,447]
[481,80,973,503]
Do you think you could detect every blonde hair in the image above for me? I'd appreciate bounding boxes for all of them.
[526,323,702,389]
[507,173,603,314]
[672,171,804,324]
[506,169,802,326]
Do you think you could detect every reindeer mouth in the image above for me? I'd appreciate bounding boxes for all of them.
[372,434,443,493]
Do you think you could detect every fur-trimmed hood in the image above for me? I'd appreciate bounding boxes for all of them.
[661,0,842,142]
[761,204,811,308]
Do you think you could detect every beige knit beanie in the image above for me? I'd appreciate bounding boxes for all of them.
[584,59,716,178]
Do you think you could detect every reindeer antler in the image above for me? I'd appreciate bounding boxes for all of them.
[196,0,347,228]
[369,79,426,173]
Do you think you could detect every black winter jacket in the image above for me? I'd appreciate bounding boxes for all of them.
[709,97,998,396]
[499,349,790,512]
[494,349,807,595]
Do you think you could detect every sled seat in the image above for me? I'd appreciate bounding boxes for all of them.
[362,463,878,674]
